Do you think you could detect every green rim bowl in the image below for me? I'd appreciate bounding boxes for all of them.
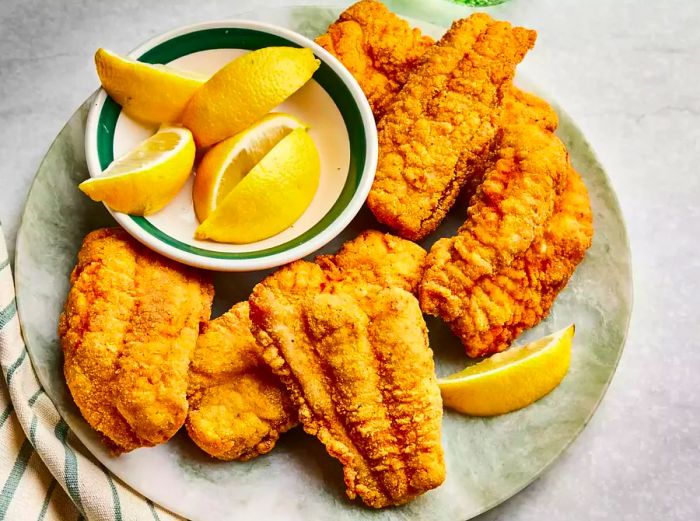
[84,20,377,271]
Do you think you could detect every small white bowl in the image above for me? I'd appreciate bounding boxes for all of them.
[84,20,377,272]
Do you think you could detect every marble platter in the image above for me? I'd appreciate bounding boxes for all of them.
[14,6,632,521]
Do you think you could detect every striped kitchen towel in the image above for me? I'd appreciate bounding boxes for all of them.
[0,227,182,521]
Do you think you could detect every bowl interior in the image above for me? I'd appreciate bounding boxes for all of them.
[89,25,373,263]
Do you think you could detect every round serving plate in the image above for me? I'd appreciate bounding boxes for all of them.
[14,5,632,521]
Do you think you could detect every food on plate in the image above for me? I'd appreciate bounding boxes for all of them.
[367,14,537,240]
[315,228,427,293]
[94,48,208,124]
[318,2,593,358]
[432,168,591,357]
[58,228,213,452]
[182,47,320,147]
[420,124,592,358]
[248,231,442,507]
[188,230,427,460]
[420,122,569,322]
[186,302,297,461]
[250,276,444,508]
[194,127,320,243]
[89,45,322,243]
[316,0,434,119]
[439,324,575,416]
[79,126,195,215]
[192,113,307,222]
[60,3,598,505]
[506,86,559,132]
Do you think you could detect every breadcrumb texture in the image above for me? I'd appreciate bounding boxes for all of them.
[249,269,444,508]
[58,228,213,452]
[367,14,536,240]
[186,302,297,461]
[248,231,442,507]
[446,168,593,356]
[420,102,593,357]
[186,230,426,461]
[315,0,434,119]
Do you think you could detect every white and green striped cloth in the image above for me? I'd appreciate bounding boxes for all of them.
[0,228,182,521]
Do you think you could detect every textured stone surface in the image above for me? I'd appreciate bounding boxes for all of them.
[2,1,699,520]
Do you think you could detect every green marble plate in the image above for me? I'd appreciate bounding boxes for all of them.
[14,6,632,521]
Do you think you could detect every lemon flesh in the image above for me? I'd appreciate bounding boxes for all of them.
[95,48,208,124]
[192,113,307,222]
[195,128,320,244]
[439,324,575,416]
[79,127,195,215]
[182,47,320,148]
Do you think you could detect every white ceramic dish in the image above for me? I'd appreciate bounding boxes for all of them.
[84,20,377,271]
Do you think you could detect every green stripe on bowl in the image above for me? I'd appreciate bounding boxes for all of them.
[96,28,367,260]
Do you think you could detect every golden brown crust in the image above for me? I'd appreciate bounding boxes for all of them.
[58,228,213,452]
[249,277,444,508]
[186,230,426,461]
[430,168,593,357]
[186,302,297,461]
[315,0,434,119]
[367,14,536,240]
[506,86,559,131]
[318,5,593,360]
[420,123,569,320]
[419,82,592,357]
[246,232,440,507]
[317,229,427,292]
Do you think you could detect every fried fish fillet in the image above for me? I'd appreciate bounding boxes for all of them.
[316,228,427,291]
[319,4,593,357]
[249,268,444,507]
[187,230,427,461]
[58,228,213,452]
[367,14,536,240]
[422,168,593,357]
[316,0,434,119]
[419,122,570,353]
[505,86,559,132]
[186,302,297,461]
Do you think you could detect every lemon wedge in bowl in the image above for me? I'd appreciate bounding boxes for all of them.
[182,47,320,147]
[79,126,195,215]
[193,113,307,222]
[95,48,208,123]
[439,324,575,416]
[195,127,320,244]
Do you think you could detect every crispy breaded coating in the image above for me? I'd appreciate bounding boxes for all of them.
[187,230,426,461]
[430,168,593,357]
[249,270,444,507]
[367,14,536,240]
[315,0,434,119]
[58,228,213,452]
[420,123,569,326]
[506,87,559,131]
[317,229,427,292]
[451,86,562,205]
[319,4,593,359]
[186,302,297,461]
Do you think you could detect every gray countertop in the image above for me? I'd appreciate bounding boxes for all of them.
[1,0,698,519]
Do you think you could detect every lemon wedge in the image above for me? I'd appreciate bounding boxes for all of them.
[439,325,575,416]
[193,113,307,222]
[95,48,208,123]
[195,127,320,244]
[79,126,195,215]
[182,47,320,147]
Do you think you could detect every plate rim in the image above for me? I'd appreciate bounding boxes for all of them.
[84,18,378,272]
